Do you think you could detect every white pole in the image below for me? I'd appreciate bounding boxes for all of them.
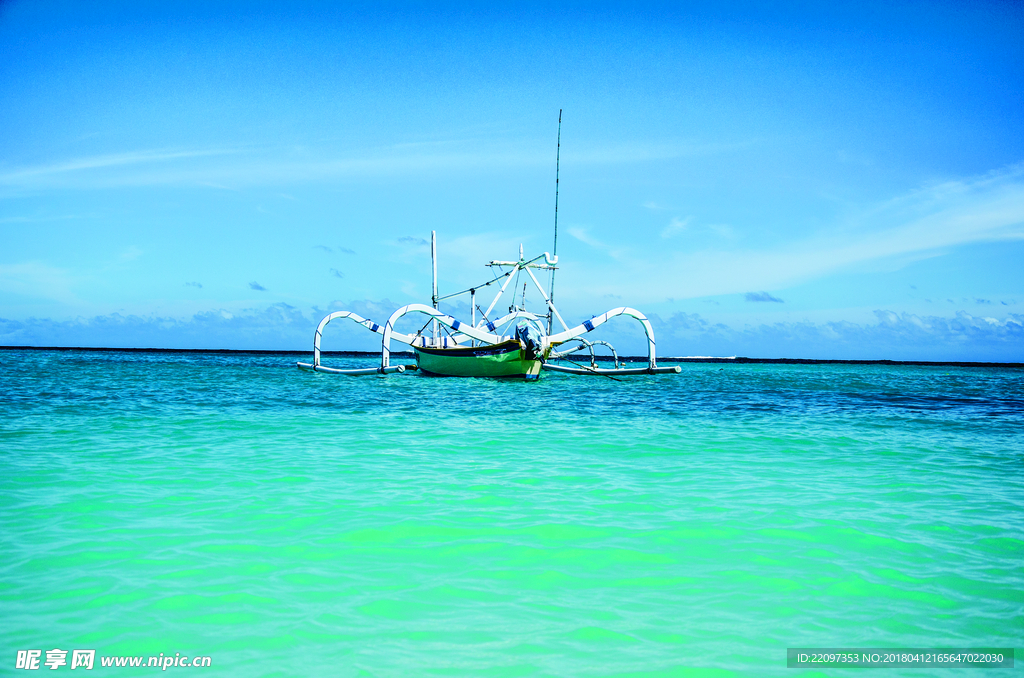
[431,230,438,345]
[482,263,519,321]
[471,288,476,347]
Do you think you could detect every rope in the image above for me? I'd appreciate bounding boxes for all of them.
[509,267,522,313]
[435,271,511,303]
[413,316,433,338]
[476,304,491,326]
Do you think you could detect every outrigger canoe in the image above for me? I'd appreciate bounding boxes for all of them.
[296,234,681,379]
[297,114,680,379]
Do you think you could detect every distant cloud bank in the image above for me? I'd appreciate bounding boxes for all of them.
[1,305,1020,362]
[655,309,1023,361]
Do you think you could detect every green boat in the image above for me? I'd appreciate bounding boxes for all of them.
[414,339,543,379]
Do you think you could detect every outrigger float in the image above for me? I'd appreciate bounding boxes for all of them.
[296,232,681,379]
[298,110,679,379]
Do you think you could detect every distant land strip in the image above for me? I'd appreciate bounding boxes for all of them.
[2,346,1021,368]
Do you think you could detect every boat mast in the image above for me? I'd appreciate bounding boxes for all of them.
[547,109,562,334]
[431,230,438,344]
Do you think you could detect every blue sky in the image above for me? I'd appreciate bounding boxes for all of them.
[1,0,1022,359]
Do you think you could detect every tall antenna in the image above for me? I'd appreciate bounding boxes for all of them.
[547,109,562,334]
[431,230,438,343]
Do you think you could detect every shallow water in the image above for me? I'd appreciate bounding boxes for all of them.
[2,350,1022,676]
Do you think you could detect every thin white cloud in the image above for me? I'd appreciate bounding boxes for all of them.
[661,216,692,238]
[120,246,144,262]
[0,261,80,305]
[564,226,633,263]
[0,137,756,192]
[592,164,1024,303]
[0,148,237,185]
[430,232,530,291]
[707,224,736,239]
[572,139,756,164]
[567,226,605,249]
[0,213,94,224]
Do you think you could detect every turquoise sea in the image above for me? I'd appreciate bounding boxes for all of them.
[2,349,1021,676]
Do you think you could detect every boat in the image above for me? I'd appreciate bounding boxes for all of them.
[297,112,681,379]
[296,234,681,379]
[416,339,542,379]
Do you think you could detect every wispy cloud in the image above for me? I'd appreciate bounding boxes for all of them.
[745,291,784,303]
[249,281,267,291]
[593,164,1024,303]
[567,226,604,249]
[0,137,756,192]
[572,138,756,164]
[330,268,344,279]
[565,225,632,261]
[312,244,355,255]
[0,213,93,224]
[707,224,736,239]
[660,216,691,238]
[397,236,428,246]
[0,261,80,304]
[0,148,237,187]
[184,281,203,289]
[434,232,529,277]
[120,246,143,261]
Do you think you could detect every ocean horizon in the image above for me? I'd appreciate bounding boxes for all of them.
[3,345,1022,368]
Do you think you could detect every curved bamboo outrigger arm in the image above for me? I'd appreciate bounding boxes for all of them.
[311,311,384,367]
[550,337,620,369]
[297,310,406,374]
[547,307,658,369]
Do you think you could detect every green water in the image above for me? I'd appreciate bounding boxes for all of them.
[2,350,1021,676]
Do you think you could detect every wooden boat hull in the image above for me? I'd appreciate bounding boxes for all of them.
[414,340,542,379]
